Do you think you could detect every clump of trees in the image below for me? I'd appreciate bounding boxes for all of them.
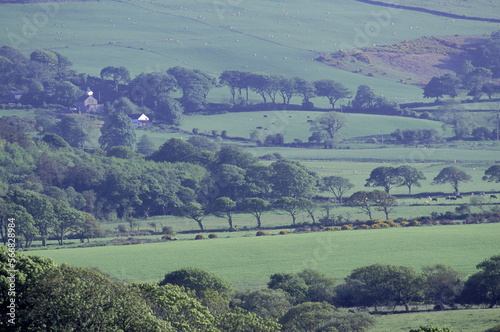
[3,247,500,331]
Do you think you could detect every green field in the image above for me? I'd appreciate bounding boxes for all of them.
[179,111,449,143]
[1,0,498,101]
[372,308,500,332]
[31,223,500,290]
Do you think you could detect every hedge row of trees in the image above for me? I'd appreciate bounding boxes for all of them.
[2,113,500,246]
[2,248,500,331]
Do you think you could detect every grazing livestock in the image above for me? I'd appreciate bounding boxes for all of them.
[307,119,313,123]
[256,126,263,130]
[432,198,438,202]
[263,115,268,118]
[307,115,311,118]
[491,195,498,199]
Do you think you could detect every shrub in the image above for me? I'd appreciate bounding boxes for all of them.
[116,224,127,233]
[357,224,370,229]
[400,221,408,227]
[371,223,380,229]
[279,230,290,235]
[409,220,420,226]
[208,233,218,239]
[380,223,390,228]
[162,226,174,235]
[341,225,352,230]
[195,234,205,240]
[333,227,341,231]
[229,227,239,232]
[256,231,268,236]
[385,220,396,227]
[162,234,172,240]
[439,219,456,226]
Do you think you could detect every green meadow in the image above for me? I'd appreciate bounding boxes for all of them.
[31,223,500,290]
[1,0,497,101]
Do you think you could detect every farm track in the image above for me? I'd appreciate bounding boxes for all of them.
[356,0,500,23]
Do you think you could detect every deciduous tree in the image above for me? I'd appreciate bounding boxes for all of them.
[432,166,471,194]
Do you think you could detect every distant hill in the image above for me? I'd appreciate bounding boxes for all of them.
[318,35,488,85]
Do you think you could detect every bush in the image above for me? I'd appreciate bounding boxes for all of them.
[208,233,218,239]
[162,226,174,235]
[333,227,341,231]
[385,220,396,227]
[371,223,380,229]
[356,224,370,229]
[229,227,239,232]
[341,225,352,230]
[256,231,269,236]
[162,234,172,240]
[380,223,390,228]
[439,219,457,226]
[279,230,290,235]
[409,220,420,226]
[195,234,205,240]
[400,221,408,227]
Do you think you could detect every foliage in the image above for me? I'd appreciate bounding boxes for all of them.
[460,255,500,308]
[436,101,474,139]
[159,267,234,301]
[314,79,350,109]
[240,197,269,228]
[483,165,500,183]
[195,234,205,240]
[20,264,170,331]
[98,111,137,150]
[423,74,461,101]
[309,111,347,144]
[432,166,472,194]
[235,288,292,320]
[215,307,282,332]
[422,264,464,311]
[321,176,354,205]
[278,302,336,332]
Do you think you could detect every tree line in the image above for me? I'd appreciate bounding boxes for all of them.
[2,115,500,246]
[2,247,500,331]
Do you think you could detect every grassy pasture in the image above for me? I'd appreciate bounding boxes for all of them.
[0,0,497,101]
[179,111,448,143]
[30,223,500,290]
[372,307,500,332]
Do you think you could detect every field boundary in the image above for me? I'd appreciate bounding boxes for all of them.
[356,0,500,23]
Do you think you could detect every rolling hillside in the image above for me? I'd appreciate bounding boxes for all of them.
[1,0,498,102]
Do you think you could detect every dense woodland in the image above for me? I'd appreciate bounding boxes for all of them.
[2,247,500,331]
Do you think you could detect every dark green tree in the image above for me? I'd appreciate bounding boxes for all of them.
[437,101,474,139]
[422,264,464,311]
[100,65,130,92]
[460,255,500,308]
[483,165,500,183]
[240,197,269,228]
[236,288,292,320]
[211,196,236,228]
[320,176,354,205]
[365,166,401,194]
[269,159,317,198]
[396,165,426,195]
[99,111,137,150]
[352,85,376,109]
[423,74,461,101]
[136,134,156,156]
[279,302,336,332]
[432,166,472,194]
[309,111,347,144]
[313,79,350,110]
